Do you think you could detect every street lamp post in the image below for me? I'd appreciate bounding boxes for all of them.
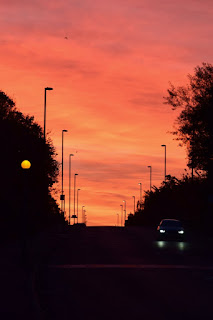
[123,200,126,225]
[84,211,87,225]
[69,154,74,225]
[61,129,68,217]
[132,196,135,215]
[148,166,152,191]
[120,204,123,227]
[73,173,78,224]
[21,160,32,269]
[82,206,85,223]
[116,213,119,227]
[44,87,53,142]
[161,144,167,181]
[43,87,53,217]
[77,188,81,223]
[138,182,142,204]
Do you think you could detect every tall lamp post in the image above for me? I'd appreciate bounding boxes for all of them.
[44,87,53,143]
[116,213,119,227]
[123,200,126,225]
[77,188,81,223]
[43,87,53,213]
[82,206,85,224]
[147,166,152,191]
[84,211,87,225]
[73,173,78,224]
[120,204,123,226]
[161,144,167,181]
[138,182,142,206]
[132,196,135,215]
[69,154,74,225]
[61,129,68,218]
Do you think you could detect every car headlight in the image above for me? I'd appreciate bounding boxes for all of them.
[178,230,184,234]
[160,229,166,233]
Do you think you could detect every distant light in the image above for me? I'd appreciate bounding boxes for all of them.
[21,160,31,169]
[178,230,184,234]
[160,229,165,233]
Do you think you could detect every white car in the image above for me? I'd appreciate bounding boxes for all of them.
[157,219,184,240]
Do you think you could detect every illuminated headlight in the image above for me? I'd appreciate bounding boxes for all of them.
[178,230,184,234]
[160,229,165,233]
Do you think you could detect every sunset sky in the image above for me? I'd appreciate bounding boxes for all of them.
[1,0,213,225]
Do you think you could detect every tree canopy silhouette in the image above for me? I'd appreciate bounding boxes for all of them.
[126,63,213,230]
[164,62,213,175]
[0,90,63,236]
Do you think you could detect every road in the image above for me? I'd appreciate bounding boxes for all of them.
[34,226,213,320]
[1,226,213,319]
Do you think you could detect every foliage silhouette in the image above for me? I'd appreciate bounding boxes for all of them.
[127,63,213,230]
[126,175,208,229]
[164,62,213,175]
[0,90,64,238]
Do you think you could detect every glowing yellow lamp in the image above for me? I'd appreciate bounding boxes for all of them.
[21,160,31,169]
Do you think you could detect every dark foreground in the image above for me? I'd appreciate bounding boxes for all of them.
[1,226,213,320]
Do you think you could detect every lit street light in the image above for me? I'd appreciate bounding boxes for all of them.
[77,188,81,223]
[44,87,53,142]
[69,154,74,225]
[21,160,31,170]
[120,204,123,226]
[161,144,167,181]
[21,159,31,268]
[73,173,78,224]
[61,129,68,218]
[148,166,152,191]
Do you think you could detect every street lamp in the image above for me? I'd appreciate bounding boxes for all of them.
[132,196,135,215]
[116,213,119,227]
[69,154,74,225]
[123,200,126,225]
[138,182,142,204]
[77,188,81,223]
[147,166,152,191]
[44,87,53,142]
[21,160,31,169]
[120,204,123,227]
[21,160,31,268]
[82,206,85,224]
[161,144,167,181]
[73,173,78,224]
[61,129,68,217]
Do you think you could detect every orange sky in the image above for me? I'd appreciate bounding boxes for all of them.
[1,0,213,225]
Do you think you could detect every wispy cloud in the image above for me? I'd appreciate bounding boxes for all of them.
[0,0,212,224]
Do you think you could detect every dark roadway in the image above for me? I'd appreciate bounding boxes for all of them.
[1,226,213,320]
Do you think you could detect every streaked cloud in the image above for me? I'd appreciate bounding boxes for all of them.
[0,0,212,225]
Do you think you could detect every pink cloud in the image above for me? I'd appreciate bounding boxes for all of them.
[0,0,212,224]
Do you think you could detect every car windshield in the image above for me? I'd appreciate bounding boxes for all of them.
[161,220,182,227]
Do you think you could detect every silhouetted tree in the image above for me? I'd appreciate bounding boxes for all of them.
[164,62,213,175]
[0,90,63,237]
